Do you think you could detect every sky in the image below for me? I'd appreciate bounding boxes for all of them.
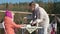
[0,0,60,4]
[0,0,33,4]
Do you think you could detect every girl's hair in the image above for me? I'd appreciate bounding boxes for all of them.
[0,19,4,23]
[0,15,5,23]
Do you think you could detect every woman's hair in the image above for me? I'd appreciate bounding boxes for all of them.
[29,1,35,6]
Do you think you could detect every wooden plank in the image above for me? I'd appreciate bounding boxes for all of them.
[0,10,32,14]
[0,10,60,15]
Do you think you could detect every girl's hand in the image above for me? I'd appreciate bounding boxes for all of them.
[20,24,26,29]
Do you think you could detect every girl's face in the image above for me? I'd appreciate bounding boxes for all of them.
[12,12,15,16]
[11,12,15,20]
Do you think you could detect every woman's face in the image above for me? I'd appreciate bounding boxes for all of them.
[29,4,35,11]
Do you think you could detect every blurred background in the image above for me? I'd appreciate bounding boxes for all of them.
[0,0,60,34]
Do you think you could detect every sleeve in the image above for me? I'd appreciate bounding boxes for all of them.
[30,20,33,24]
[33,8,44,23]
[12,22,21,28]
[29,13,33,24]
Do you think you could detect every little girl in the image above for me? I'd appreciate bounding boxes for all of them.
[4,10,24,34]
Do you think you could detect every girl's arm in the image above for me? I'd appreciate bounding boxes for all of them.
[12,22,24,28]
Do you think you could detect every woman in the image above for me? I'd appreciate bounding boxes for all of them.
[4,10,24,34]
